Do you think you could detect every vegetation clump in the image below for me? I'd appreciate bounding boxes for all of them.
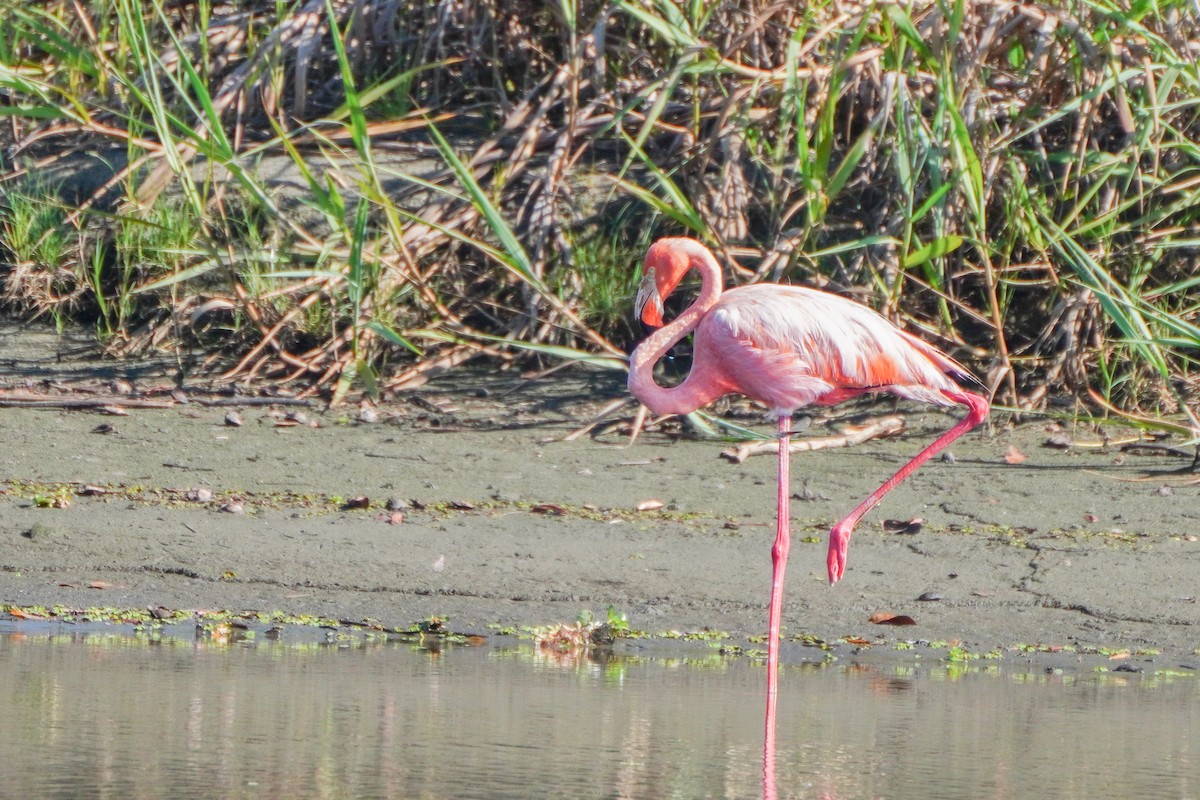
[0,1,1197,422]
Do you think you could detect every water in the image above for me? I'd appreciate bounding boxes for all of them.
[1,627,1196,800]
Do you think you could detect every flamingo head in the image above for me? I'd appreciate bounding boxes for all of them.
[635,238,693,328]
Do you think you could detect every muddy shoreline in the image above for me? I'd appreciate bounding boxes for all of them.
[3,321,1199,669]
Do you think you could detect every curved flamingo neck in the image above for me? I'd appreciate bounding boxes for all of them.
[627,241,726,416]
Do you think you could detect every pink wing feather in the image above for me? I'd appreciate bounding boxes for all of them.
[693,284,968,416]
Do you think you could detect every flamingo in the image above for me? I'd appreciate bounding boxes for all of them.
[626,237,989,712]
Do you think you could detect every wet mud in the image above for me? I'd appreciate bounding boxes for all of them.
[2,321,1199,666]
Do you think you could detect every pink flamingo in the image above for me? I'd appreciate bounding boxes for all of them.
[626,237,989,715]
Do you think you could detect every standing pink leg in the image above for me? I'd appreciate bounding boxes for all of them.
[763,714,778,800]
[827,391,989,583]
[764,413,791,796]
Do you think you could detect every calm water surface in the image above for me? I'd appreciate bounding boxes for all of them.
[0,626,1196,800]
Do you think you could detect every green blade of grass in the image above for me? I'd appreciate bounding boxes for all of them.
[903,235,964,269]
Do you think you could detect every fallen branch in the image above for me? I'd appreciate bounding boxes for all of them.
[194,397,315,408]
[0,391,315,409]
[720,416,905,464]
[561,396,636,442]
[0,393,175,409]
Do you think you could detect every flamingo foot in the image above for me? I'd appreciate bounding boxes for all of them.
[826,522,852,585]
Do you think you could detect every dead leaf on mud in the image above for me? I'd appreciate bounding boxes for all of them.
[341,496,371,510]
[869,612,917,626]
[531,503,566,515]
[1004,445,1027,464]
[1108,651,1131,660]
[844,636,874,646]
[635,499,665,512]
[78,485,107,496]
[7,608,46,620]
[91,423,116,434]
[448,500,474,510]
[1083,512,1099,523]
[87,581,113,590]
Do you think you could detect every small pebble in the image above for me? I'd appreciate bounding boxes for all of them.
[22,523,59,541]
[357,406,379,424]
[386,498,408,511]
[884,518,924,535]
[187,488,214,503]
[224,410,243,427]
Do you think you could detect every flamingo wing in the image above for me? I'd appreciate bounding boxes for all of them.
[694,284,967,415]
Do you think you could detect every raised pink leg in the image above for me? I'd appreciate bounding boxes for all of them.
[764,413,791,791]
[827,391,989,583]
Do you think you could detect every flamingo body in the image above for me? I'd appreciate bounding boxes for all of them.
[629,238,978,421]
[688,283,972,415]
[627,237,989,740]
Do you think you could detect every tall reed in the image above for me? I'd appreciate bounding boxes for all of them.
[0,0,1196,422]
